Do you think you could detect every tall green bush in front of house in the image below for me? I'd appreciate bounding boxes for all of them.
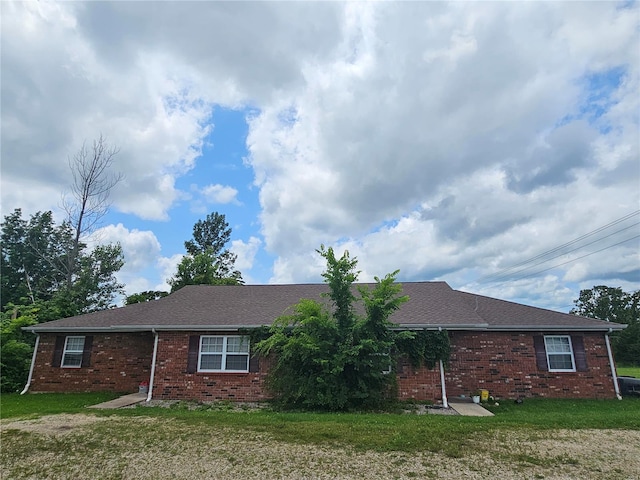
[255,246,411,411]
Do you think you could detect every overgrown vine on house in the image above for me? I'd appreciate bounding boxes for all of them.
[395,329,451,369]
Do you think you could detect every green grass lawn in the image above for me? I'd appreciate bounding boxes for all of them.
[618,365,640,378]
[0,392,119,419]
[2,393,640,480]
[2,393,639,456]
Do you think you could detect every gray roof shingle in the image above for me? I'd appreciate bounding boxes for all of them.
[27,282,624,333]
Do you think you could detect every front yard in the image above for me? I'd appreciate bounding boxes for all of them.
[1,394,639,479]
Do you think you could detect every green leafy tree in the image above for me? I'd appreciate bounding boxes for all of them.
[1,210,71,306]
[169,212,243,292]
[255,246,410,411]
[125,290,169,305]
[571,286,640,366]
[70,244,125,313]
[571,286,638,324]
[185,212,231,256]
[1,209,124,315]
[0,305,38,392]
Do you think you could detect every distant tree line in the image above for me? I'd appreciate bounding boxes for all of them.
[571,286,640,366]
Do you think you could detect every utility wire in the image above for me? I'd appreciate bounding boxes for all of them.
[489,234,640,290]
[482,221,640,284]
[477,210,640,283]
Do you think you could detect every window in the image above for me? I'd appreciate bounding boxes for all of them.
[52,335,93,368]
[62,336,86,368]
[544,335,575,372]
[198,335,250,372]
[372,352,392,374]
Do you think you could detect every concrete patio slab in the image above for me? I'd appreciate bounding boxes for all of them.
[449,401,494,417]
[88,393,147,409]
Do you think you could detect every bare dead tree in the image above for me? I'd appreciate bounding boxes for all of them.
[61,134,124,288]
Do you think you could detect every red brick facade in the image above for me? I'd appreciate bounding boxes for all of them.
[152,332,271,402]
[30,330,618,401]
[442,331,616,400]
[31,332,154,393]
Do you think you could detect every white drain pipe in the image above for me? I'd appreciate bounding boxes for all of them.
[20,332,40,395]
[438,327,448,408]
[439,358,448,409]
[146,329,159,402]
[605,329,622,400]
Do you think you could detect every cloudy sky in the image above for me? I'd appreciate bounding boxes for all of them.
[2,1,639,312]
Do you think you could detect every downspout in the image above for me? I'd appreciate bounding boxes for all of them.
[439,359,448,409]
[438,327,448,408]
[605,329,622,400]
[146,329,159,402]
[20,332,40,395]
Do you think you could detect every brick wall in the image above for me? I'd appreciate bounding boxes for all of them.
[30,332,154,393]
[152,332,271,402]
[397,357,443,401]
[442,331,616,401]
[30,330,618,402]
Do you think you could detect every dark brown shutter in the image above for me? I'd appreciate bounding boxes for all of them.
[533,335,548,371]
[571,336,588,372]
[249,353,260,372]
[52,336,65,367]
[81,336,93,367]
[186,335,200,373]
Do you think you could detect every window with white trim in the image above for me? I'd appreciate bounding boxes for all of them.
[62,336,85,368]
[198,335,250,372]
[544,335,575,372]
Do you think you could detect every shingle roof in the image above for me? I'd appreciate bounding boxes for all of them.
[27,282,624,333]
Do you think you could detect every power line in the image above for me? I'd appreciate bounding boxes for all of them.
[479,209,639,282]
[488,234,640,290]
[483,221,640,284]
[477,210,640,284]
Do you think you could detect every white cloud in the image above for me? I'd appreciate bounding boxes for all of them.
[2,1,638,310]
[156,254,184,293]
[88,224,163,296]
[200,184,240,205]
[1,3,215,221]
[231,236,262,272]
[90,224,161,269]
[245,2,639,306]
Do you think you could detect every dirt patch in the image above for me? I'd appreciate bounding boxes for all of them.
[0,414,112,436]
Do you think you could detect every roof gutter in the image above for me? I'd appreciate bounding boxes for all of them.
[20,331,39,395]
[479,324,627,332]
[24,324,270,334]
[395,324,490,331]
[393,324,626,332]
[25,322,627,334]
